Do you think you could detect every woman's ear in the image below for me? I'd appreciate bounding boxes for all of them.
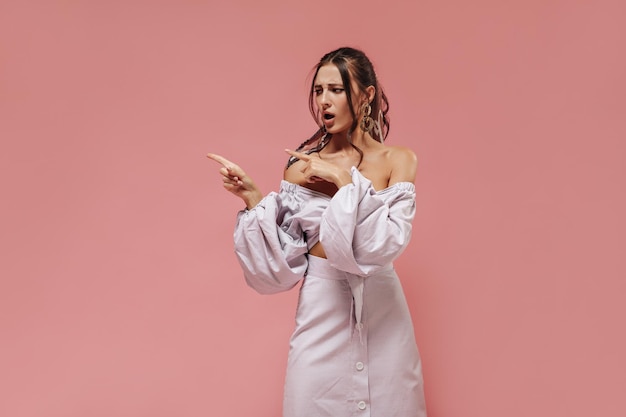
[365,85,375,103]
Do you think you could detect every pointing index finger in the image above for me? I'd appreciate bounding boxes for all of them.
[285,149,311,161]
[207,153,232,167]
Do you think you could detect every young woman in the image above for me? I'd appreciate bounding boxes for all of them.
[207,47,427,417]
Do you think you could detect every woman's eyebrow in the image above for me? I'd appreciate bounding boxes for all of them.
[313,82,344,88]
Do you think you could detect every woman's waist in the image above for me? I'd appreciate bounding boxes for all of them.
[306,254,394,280]
[307,240,326,259]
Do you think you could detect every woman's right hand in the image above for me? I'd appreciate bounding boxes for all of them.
[207,153,263,209]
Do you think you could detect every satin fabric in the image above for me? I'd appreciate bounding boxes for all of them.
[234,167,427,417]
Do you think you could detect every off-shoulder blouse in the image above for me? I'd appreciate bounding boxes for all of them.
[233,167,416,294]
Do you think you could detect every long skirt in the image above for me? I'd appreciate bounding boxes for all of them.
[283,255,427,417]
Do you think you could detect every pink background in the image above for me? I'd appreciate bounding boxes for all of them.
[1,1,625,416]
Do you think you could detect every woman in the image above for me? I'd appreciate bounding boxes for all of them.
[208,47,427,417]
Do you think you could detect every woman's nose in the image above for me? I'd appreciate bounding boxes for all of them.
[319,91,330,107]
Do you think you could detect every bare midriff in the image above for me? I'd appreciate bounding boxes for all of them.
[308,242,327,259]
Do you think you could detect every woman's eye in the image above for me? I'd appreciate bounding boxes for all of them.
[332,88,344,93]
[314,89,322,95]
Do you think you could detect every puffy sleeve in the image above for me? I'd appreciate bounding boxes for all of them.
[319,167,416,276]
[234,190,308,294]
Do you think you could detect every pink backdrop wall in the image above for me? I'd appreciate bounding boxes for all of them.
[1,1,624,416]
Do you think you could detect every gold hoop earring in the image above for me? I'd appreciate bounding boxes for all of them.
[359,102,374,132]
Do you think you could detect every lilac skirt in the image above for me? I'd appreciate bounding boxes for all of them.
[282,255,427,417]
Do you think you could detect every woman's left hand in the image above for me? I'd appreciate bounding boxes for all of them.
[285,149,352,188]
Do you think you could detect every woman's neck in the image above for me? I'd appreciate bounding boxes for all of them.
[328,129,377,150]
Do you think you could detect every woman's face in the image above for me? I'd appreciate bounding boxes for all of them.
[313,64,359,135]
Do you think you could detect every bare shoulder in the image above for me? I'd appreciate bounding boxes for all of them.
[386,145,418,184]
[386,145,418,165]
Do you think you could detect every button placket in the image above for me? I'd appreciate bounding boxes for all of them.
[350,277,370,415]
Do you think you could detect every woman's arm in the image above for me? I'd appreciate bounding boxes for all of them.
[388,146,418,186]
[233,194,308,294]
[207,153,308,294]
[319,147,418,276]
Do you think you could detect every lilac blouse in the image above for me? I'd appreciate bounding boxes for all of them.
[234,167,416,291]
